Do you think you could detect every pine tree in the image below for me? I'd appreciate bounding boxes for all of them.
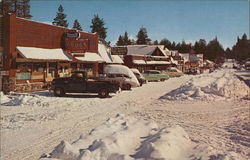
[136,27,151,45]
[160,38,172,49]
[72,19,82,31]
[123,31,131,45]
[52,5,68,27]
[1,0,32,19]
[116,35,124,46]
[232,33,250,61]
[90,14,107,40]
[205,37,224,60]
[153,40,159,45]
[194,39,206,54]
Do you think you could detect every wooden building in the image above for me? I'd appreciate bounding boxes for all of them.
[1,14,103,93]
[112,45,172,72]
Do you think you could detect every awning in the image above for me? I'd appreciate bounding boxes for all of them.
[98,43,113,63]
[16,46,72,61]
[74,52,104,62]
[133,60,146,65]
[111,55,124,64]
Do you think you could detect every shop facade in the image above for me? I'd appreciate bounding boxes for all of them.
[2,14,101,93]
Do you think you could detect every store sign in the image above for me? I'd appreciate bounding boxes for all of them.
[66,32,80,38]
[64,38,89,53]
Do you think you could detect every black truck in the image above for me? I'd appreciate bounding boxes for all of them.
[50,71,120,98]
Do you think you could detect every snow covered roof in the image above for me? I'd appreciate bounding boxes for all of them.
[111,55,124,64]
[16,46,72,61]
[74,52,104,62]
[133,60,146,65]
[146,61,171,65]
[127,45,158,56]
[170,57,178,65]
[98,43,113,63]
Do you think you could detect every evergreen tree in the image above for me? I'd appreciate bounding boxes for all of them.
[72,19,82,31]
[194,39,206,54]
[153,40,159,45]
[232,33,250,61]
[1,0,32,19]
[160,38,172,49]
[90,14,107,40]
[116,35,124,46]
[136,27,151,44]
[52,5,68,27]
[204,37,224,60]
[123,31,131,45]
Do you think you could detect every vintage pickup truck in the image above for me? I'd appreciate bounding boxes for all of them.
[50,71,120,98]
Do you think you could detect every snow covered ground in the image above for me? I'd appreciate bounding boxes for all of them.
[0,66,249,160]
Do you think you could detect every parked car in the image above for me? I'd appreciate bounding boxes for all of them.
[163,67,183,77]
[51,71,120,98]
[130,68,146,86]
[142,70,169,82]
[99,73,136,90]
[103,64,140,90]
[244,61,250,70]
[186,67,199,75]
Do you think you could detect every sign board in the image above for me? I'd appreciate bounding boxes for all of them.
[66,32,80,38]
[64,38,89,53]
[111,47,127,55]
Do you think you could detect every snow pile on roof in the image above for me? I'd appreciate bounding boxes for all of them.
[42,114,219,160]
[0,92,11,104]
[16,46,72,61]
[111,55,124,64]
[160,69,250,101]
[98,43,113,63]
[75,52,104,62]
[127,45,167,56]
[104,64,140,87]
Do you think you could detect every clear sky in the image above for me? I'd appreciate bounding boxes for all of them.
[30,0,249,49]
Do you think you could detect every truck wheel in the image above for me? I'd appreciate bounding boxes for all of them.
[54,87,65,97]
[122,84,131,90]
[160,78,165,82]
[98,88,109,98]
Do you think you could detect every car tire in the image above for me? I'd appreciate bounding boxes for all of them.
[122,84,131,90]
[54,87,65,97]
[160,78,165,81]
[98,88,109,98]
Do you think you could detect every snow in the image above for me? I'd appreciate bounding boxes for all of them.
[133,60,146,64]
[75,52,104,62]
[16,46,72,61]
[111,55,124,64]
[98,44,113,63]
[43,114,210,160]
[146,60,171,65]
[160,69,249,100]
[1,64,249,160]
[104,64,140,87]
[0,92,11,104]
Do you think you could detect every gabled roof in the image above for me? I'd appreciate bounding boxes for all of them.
[98,43,113,63]
[127,45,164,56]
[16,46,72,61]
[179,53,199,62]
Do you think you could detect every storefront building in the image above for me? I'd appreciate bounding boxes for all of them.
[2,14,102,93]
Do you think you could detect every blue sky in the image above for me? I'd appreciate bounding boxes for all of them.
[30,0,249,49]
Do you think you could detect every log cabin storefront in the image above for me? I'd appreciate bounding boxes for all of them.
[2,14,102,93]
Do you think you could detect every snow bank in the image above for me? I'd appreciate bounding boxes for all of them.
[42,114,233,160]
[1,94,51,106]
[161,69,249,101]
[0,92,11,104]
